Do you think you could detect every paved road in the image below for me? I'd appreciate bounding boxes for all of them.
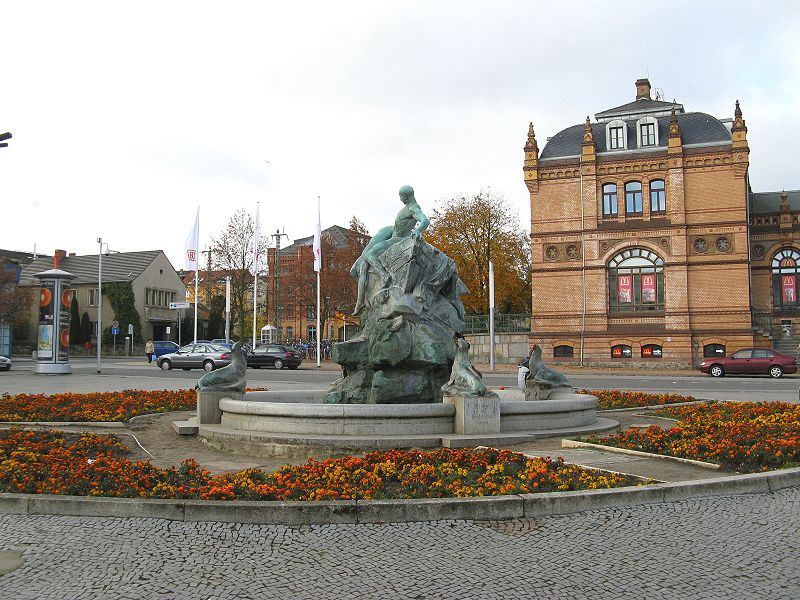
[3,357,799,402]
[1,488,797,599]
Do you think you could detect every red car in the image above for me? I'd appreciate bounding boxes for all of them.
[699,348,797,378]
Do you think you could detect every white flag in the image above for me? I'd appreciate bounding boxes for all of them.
[313,196,321,272]
[252,203,260,272]
[185,208,199,271]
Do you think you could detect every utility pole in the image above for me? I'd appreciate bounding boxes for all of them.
[271,229,289,338]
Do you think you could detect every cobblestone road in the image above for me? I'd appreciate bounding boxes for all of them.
[1,488,798,599]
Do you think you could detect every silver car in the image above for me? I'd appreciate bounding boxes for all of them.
[157,343,231,372]
[0,356,10,371]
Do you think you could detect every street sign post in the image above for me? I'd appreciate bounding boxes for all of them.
[169,301,191,310]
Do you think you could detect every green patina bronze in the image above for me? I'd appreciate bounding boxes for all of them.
[325,186,469,404]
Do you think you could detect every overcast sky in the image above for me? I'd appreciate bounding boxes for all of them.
[3,1,800,269]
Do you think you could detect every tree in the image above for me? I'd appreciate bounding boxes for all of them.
[80,312,92,345]
[211,209,268,339]
[0,259,31,326]
[348,216,371,251]
[69,293,82,345]
[425,190,531,314]
[206,295,226,340]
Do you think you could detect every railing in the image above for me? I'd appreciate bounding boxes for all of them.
[463,313,531,335]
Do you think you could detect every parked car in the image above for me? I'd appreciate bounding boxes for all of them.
[152,341,180,358]
[157,343,232,372]
[0,356,10,371]
[699,348,797,378]
[246,344,303,370]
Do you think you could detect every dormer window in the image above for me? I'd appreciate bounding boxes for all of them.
[605,119,627,151]
[636,116,659,147]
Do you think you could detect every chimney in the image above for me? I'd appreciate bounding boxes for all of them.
[68,252,76,257]
[54,249,67,262]
[635,78,652,100]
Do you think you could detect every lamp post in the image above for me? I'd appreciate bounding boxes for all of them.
[96,238,106,374]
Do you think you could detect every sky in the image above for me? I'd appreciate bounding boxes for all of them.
[2,1,800,269]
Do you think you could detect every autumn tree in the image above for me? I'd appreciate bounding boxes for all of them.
[425,191,531,314]
[348,216,370,252]
[211,209,269,339]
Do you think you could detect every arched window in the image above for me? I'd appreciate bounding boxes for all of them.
[625,181,643,214]
[611,344,632,358]
[772,249,800,311]
[641,344,662,358]
[636,116,659,147]
[703,343,726,358]
[602,183,618,216]
[605,119,627,151]
[650,179,666,213]
[553,345,574,358]
[608,248,665,313]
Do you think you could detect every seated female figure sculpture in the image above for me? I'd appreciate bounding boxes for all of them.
[351,185,430,314]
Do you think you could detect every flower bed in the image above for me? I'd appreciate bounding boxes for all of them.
[581,389,698,410]
[583,401,800,472]
[0,389,196,422]
[0,429,640,501]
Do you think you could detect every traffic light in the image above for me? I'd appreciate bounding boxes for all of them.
[0,132,11,148]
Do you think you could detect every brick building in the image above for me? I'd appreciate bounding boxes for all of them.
[266,225,366,342]
[524,78,796,366]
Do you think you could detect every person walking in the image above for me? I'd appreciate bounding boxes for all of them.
[145,339,154,364]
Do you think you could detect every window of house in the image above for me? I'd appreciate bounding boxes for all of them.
[703,344,726,358]
[553,345,574,358]
[639,122,656,146]
[285,305,294,318]
[307,305,315,320]
[650,180,666,213]
[641,344,662,358]
[608,126,624,149]
[286,326,294,340]
[307,326,316,341]
[771,249,800,311]
[145,289,150,306]
[611,344,632,358]
[608,248,665,313]
[625,182,643,214]
[88,288,99,306]
[602,183,618,216]
[171,292,176,303]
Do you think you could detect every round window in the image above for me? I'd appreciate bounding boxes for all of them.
[693,238,708,253]
[715,236,731,252]
[545,246,559,260]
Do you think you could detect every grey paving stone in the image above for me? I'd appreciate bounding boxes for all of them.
[0,488,798,599]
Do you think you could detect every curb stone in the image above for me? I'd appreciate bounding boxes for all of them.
[561,439,721,470]
[1,467,798,524]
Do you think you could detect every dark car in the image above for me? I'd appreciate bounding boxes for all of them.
[699,348,797,378]
[152,341,180,358]
[157,343,232,372]
[247,344,303,370]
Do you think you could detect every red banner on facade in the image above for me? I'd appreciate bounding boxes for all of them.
[782,275,796,303]
[617,275,632,303]
[641,274,656,303]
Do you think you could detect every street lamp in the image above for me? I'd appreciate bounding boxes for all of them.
[96,237,107,373]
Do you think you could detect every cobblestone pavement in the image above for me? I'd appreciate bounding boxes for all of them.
[1,488,798,599]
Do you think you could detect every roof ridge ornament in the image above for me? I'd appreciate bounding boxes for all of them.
[524,121,539,155]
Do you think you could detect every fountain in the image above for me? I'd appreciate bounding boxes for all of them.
[174,186,617,455]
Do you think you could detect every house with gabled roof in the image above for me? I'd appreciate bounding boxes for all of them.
[19,249,186,345]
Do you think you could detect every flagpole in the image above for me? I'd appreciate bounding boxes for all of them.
[252,202,260,349]
[316,196,321,368]
[194,209,199,343]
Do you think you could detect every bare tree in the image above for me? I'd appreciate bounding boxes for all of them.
[211,209,269,339]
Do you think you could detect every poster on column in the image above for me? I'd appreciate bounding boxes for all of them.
[641,274,656,303]
[58,285,71,361]
[617,275,633,303]
[782,275,796,304]
[37,281,55,360]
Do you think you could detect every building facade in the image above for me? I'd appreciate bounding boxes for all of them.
[19,249,185,346]
[524,78,782,366]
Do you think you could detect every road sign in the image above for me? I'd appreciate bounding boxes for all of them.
[111,327,120,335]
[166,326,171,334]
[169,301,191,310]
[128,324,134,335]
[111,320,119,328]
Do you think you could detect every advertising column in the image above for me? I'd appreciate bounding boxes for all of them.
[33,268,75,374]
